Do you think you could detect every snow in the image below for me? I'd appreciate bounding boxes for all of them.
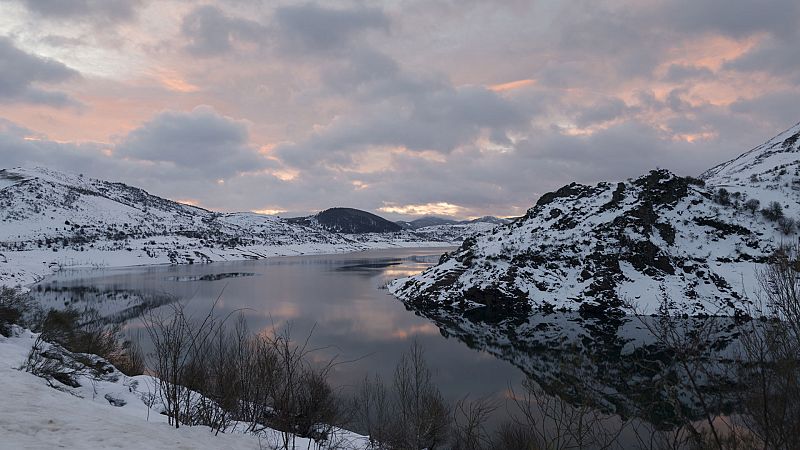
[0,166,494,289]
[0,328,369,449]
[0,329,258,449]
[391,123,800,316]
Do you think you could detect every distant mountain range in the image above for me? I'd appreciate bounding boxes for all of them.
[396,215,512,230]
[0,168,502,287]
[391,121,800,317]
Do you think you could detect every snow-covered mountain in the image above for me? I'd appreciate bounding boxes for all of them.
[0,168,491,287]
[396,215,511,230]
[391,122,800,317]
[0,167,351,250]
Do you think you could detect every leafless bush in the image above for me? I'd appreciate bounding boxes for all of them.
[0,286,35,336]
[140,295,348,447]
[352,341,451,449]
[733,244,800,449]
[777,216,796,235]
[629,295,743,449]
[22,334,83,388]
[392,341,451,448]
[502,377,625,450]
[450,396,498,450]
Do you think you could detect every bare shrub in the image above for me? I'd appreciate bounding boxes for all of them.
[141,300,219,429]
[761,201,784,221]
[352,341,451,449]
[744,199,760,214]
[777,216,796,235]
[501,377,625,450]
[0,286,31,336]
[392,341,451,448]
[450,396,498,450]
[734,244,800,449]
[140,296,347,447]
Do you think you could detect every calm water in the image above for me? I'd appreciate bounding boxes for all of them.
[30,247,526,405]
[30,246,748,446]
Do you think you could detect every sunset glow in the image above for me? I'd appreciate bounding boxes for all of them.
[1,0,798,220]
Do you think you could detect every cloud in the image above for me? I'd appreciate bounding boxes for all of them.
[17,0,143,23]
[729,90,800,127]
[662,64,715,83]
[654,0,800,39]
[277,83,525,170]
[274,3,390,54]
[181,5,265,57]
[724,36,800,81]
[379,202,464,216]
[0,118,111,171]
[574,97,630,127]
[116,106,269,177]
[4,0,800,220]
[0,37,81,107]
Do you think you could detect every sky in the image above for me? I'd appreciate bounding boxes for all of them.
[0,0,798,220]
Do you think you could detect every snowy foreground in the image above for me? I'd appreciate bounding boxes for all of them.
[0,327,368,449]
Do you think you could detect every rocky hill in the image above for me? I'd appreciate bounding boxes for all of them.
[391,122,800,317]
[288,207,403,233]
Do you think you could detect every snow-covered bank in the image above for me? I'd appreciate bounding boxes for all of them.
[0,327,368,449]
[0,237,454,289]
[0,166,493,289]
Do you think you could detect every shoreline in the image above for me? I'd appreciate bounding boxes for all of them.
[1,239,455,291]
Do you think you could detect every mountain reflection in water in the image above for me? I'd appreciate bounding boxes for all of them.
[30,247,752,444]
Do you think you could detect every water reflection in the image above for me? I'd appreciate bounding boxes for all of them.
[29,247,749,442]
[30,248,526,409]
[400,295,747,429]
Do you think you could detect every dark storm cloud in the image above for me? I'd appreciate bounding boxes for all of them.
[116,106,269,177]
[181,5,265,57]
[17,0,142,23]
[273,3,390,54]
[0,37,81,107]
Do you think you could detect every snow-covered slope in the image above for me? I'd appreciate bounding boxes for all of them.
[0,167,344,248]
[703,121,800,187]
[0,167,482,288]
[391,124,800,317]
[0,327,367,449]
[702,121,800,213]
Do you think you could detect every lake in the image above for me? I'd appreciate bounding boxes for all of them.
[30,247,526,408]
[30,246,748,446]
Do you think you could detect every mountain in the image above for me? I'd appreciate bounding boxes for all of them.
[397,216,459,229]
[396,216,511,230]
[463,216,512,226]
[0,168,484,287]
[287,207,403,233]
[391,123,800,317]
[0,167,348,250]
